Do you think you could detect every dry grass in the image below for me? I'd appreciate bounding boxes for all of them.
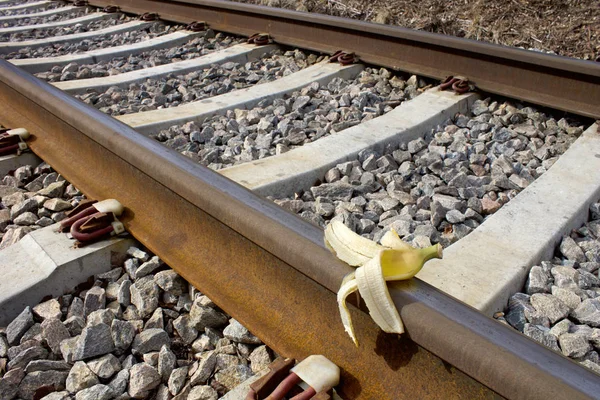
[233,0,600,60]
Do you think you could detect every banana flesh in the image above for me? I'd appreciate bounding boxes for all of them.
[325,220,442,345]
[324,221,383,266]
[337,272,359,346]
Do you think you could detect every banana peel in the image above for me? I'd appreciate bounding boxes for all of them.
[325,220,442,345]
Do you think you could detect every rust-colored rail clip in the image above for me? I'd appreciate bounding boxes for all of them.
[186,21,206,32]
[140,12,159,21]
[329,50,357,65]
[439,75,473,94]
[247,33,272,46]
[247,355,340,400]
[103,5,120,13]
[0,128,30,156]
[59,199,125,246]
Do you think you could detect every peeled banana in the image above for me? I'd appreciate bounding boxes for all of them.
[325,220,442,345]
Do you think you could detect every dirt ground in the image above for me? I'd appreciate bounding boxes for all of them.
[232,0,599,61]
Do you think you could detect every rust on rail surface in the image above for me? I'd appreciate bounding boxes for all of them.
[0,59,597,398]
[69,0,599,118]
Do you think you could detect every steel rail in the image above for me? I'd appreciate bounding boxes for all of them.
[62,0,600,119]
[0,59,598,399]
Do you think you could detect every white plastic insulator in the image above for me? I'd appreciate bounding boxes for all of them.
[111,221,125,235]
[6,128,30,139]
[17,142,28,150]
[94,199,124,216]
[290,355,340,393]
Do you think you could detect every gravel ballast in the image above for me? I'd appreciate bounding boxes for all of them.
[154,68,427,170]
[1,22,179,59]
[0,2,63,17]
[499,202,600,374]
[0,245,273,399]
[270,98,585,248]
[0,8,88,28]
[0,13,132,42]
[78,48,324,116]
[0,161,85,250]
[34,32,242,83]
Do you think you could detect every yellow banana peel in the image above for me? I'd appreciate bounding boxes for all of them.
[325,220,442,345]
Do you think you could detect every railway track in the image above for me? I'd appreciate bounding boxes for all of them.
[0,0,598,398]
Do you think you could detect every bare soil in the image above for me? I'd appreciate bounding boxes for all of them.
[231,0,600,60]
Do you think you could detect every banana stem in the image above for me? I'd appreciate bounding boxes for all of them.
[418,244,443,263]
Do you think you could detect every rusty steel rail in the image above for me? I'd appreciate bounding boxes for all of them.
[0,59,599,399]
[63,0,600,119]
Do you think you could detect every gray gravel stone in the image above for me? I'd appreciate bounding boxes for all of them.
[551,265,579,290]
[11,198,38,219]
[87,309,115,327]
[39,391,71,400]
[75,384,115,400]
[130,275,160,318]
[127,247,149,261]
[310,183,354,202]
[13,211,36,226]
[223,319,261,344]
[523,324,560,352]
[0,367,24,400]
[117,279,132,307]
[87,354,121,379]
[41,318,70,354]
[0,335,9,358]
[7,339,39,360]
[189,300,228,331]
[248,345,271,373]
[134,256,163,279]
[59,337,78,363]
[526,266,552,295]
[559,236,586,263]
[530,293,569,324]
[559,333,592,358]
[73,323,115,361]
[154,270,187,295]
[66,361,99,393]
[43,198,72,212]
[188,385,218,400]
[550,286,581,311]
[7,345,48,370]
[213,364,253,392]
[107,368,129,396]
[128,363,161,399]
[64,316,85,337]
[168,366,188,396]
[145,308,164,330]
[18,370,68,400]
[445,209,465,224]
[67,297,85,320]
[505,293,535,332]
[189,351,217,386]
[6,307,34,345]
[549,319,572,338]
[83,287,106,318]
[33,299,62,321]
[173,315,198,345]
[20,323,43,343]
[131,328,170,356]
[24,360,71,373]
[572,299,600,327]
[158,345,176,382]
